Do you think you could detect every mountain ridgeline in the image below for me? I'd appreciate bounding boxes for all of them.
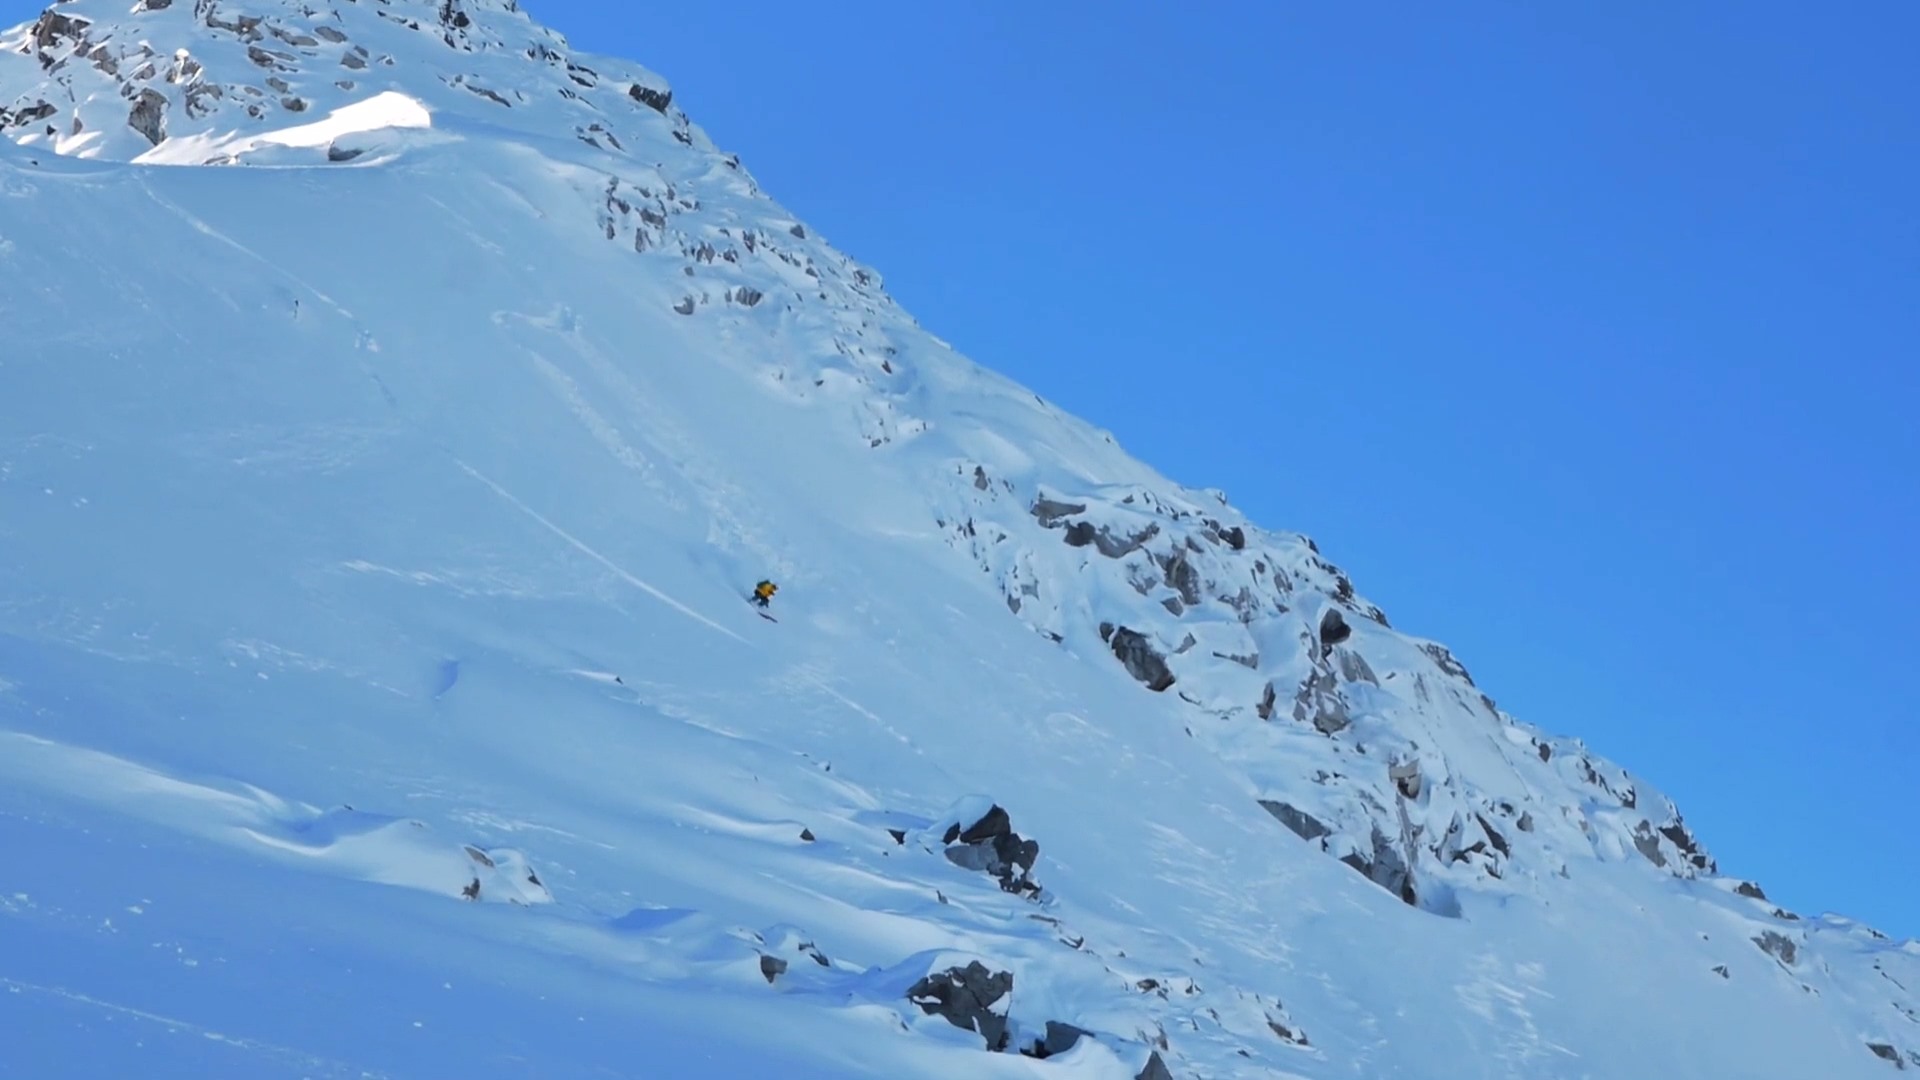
[3,2,1916,1078]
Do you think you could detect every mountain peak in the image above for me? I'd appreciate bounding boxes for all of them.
[1,0,683,163]
[6,7,1917,1075]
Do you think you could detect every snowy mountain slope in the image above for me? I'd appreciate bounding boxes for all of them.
[3,2,1918,1077]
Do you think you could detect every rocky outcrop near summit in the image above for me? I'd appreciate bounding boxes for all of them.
[1,0,692,163]
[934,460,1730,916]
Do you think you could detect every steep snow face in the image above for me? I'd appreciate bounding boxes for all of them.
[3,3,1918,1079]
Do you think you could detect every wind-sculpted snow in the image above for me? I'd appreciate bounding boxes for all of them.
[2,2,1917,1078]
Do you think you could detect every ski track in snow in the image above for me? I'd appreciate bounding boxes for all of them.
[1,978,391,1080]
[449,456,748,644]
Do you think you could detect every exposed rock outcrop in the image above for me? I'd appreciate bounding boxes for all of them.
[1103,623,1175,692]
[907,961,1013,1051]
[941,802,1041,898]
[127,88,167,145]
[1136,1049,1176,1080]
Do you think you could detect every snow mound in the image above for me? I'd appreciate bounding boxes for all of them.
[0,732,551,905]
[139,89,437,166]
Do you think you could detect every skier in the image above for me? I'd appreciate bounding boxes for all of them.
[751,580,778,609]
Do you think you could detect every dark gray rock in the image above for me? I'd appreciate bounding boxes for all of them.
[1735,880,1768,900]
[1031,496,1087,528]
[9,101,56,127]
[1712,964,1730,978]
[907,961,1012,1051]
[1136,1050,1176,1080]
[1658,820,1714,872]
[1865,1041,1901,1066]
[1753,931,1799,966]
[1108,627,1175,692]
[1023,1020,1093,1058]
[1630,822,1667,867]
[1158,551,1202,606]
[1475,814,1511,857]
[31,10,90,56]
[950,805,1010,845]
[942,804,1041,897]
[1333,648,1378,686]
[1317,608,1351,652]
[1291,665,1349,734]
[1099,523,1157,557]
[1339,823,1416,907]
[127,89,167,146]
[759,954,787,983]
[628,82,673,112]
[1260,799,1331,842]
[1419,642,1475,685]
[1268,1015,1309,1045]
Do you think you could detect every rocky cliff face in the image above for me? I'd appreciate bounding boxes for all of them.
[4,2,1915,1077]
[935,455,1722,920]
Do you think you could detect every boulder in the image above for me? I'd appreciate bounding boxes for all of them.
[1339,823,1417,907]
[907,961,1013,1051]
[627,82,673,113]
[1030,496,1086,527]
[128,88,167,146]
[942,803,1041,897]
[1022,1020,1094,1059]
[1317,608,1352,652]
[1107,626,1175,692]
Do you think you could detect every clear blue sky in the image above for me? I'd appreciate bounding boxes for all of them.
[12,0,1913,935]
[522,2,1917,934]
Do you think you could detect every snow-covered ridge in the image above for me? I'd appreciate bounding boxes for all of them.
[4,1,1917,1076]
[1,0,686,163]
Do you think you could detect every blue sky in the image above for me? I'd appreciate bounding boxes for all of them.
[515,1,1917,935]
[7,0,1911,935]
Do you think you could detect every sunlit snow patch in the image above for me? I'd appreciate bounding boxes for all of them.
[135,91,439,167]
